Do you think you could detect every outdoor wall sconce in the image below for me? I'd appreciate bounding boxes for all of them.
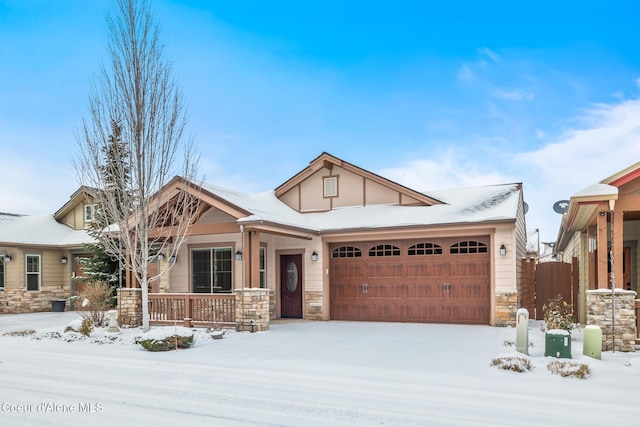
[3,255,11,263]
[61,256,68,264]
[311,251,319,262]
[599,211,606,217]
[156,253,165,261]
[499,244,507,257]
[168,255,177,263]
[235,250,243,261]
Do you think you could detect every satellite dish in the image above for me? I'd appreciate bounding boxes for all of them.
[523,202,529,214]
[553,200,570,214]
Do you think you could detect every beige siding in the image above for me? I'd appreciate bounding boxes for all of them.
[300,170,331,212]
[332,167,364,208]
[198,207,237,224]
[494,225,517,294]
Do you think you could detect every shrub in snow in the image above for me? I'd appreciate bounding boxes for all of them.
[542,294,575,333]
[64,319,83,333]
[2,329,35,337]
[490,355,533,373]
[79,318,94,337]
[137,326,194,352]
[547,361,591,379]
[75,281,113,327]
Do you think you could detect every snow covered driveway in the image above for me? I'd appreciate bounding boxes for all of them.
[1,312,639,426]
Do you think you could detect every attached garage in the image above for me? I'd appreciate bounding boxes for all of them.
[330,237,491,324]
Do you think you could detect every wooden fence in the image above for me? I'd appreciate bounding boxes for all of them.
[148,293,236,328]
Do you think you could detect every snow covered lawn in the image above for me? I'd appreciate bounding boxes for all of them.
[1,312,639,426]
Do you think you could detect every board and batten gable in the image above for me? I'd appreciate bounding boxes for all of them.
[275,153,437,212]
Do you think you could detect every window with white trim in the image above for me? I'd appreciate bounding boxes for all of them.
[323,176,338,197]
[26,254,41,291]
[84,204,98,222]
[259,247,266,288]
[191,247,232,293]
[0,257,5,291]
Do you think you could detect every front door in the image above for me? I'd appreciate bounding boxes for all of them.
[281,254,302,318]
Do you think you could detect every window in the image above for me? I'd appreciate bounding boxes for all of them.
[84,204,98,222]
[369,244,400,257]
[408,242,443,255]
[331,246,362,258]
[450,241,488,254]
[0,257,5,291]
[323,176,338,197]
[26,254,41,291]
[191,248,232,293]
[259,247,266,288]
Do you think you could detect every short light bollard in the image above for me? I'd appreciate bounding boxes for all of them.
[106,309,120,333]
[516,308,529,355]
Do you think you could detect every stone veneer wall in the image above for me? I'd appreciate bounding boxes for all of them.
[304,291,324,320]
[235,288,270,332]
[269,290,276,318]
[586,289,637,352]
[495,292,518,327]
[0,289,68,314]
[117,288,142,327]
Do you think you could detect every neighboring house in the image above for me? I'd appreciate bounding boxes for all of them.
[554,161,640,324]
[146,153,526,326]
[0,188,97,313]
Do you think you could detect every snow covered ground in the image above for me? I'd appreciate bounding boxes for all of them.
[1,312,639,427]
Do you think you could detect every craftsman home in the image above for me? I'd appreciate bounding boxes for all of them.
[143,153,526,326]
[0,188,97,313]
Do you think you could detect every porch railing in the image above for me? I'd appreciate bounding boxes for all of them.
[148,293,236,328]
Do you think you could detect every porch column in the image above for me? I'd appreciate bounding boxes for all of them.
[596,203,608,289]
[249,230,261,288]
[612,207,624,289]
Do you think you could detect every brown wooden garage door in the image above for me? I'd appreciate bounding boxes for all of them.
[330,237,490,324]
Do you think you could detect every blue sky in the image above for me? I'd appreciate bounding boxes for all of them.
[1,0,639,244]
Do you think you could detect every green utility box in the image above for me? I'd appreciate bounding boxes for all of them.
[583,325,602,360]
[544,330,572,358]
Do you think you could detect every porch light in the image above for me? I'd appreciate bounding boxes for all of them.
[169,255,177,263]
[156,253,165,261]
[499,244,507,257]
[3,255,11,263]
[311,251,319,262]
[61,256,68,264]
[235,250,243,261]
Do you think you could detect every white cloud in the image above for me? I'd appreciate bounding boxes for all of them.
[456,64,474,82]
[493,89,534,101]
[477,47,501,64]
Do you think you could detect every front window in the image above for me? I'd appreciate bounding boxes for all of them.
[0,257,5,291]
[259,247,266,288]
[191,248,232,293]
[26,254,41,291]
[84,204,95,222]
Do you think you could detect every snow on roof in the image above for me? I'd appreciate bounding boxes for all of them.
[573,183,618,198]
[0,214,94,246]
[204,182,521,232]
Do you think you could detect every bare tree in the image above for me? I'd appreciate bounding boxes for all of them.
[75,0,200,331]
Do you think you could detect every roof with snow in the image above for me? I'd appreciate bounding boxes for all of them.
[201,181,521,233]
[0,214,94,247]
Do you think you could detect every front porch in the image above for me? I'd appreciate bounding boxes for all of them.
[117,288,271,332]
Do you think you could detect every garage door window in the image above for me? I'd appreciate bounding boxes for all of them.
[369,244,400,257]
[408,242,443,255]
[332,246,362,258]
[450,241,487,254]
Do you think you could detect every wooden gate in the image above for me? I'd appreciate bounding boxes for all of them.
[521,258,578,320]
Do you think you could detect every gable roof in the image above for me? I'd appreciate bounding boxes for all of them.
[54,186,98,220]
[199,180,521,234]
[275,152,444,206]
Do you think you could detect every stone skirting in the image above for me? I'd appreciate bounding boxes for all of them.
[586,289,637,352]
[304,291,324,320]
[0,288,69,314]
[495,292,518,327]
[117,288,142,327]
[235,288,270,332]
